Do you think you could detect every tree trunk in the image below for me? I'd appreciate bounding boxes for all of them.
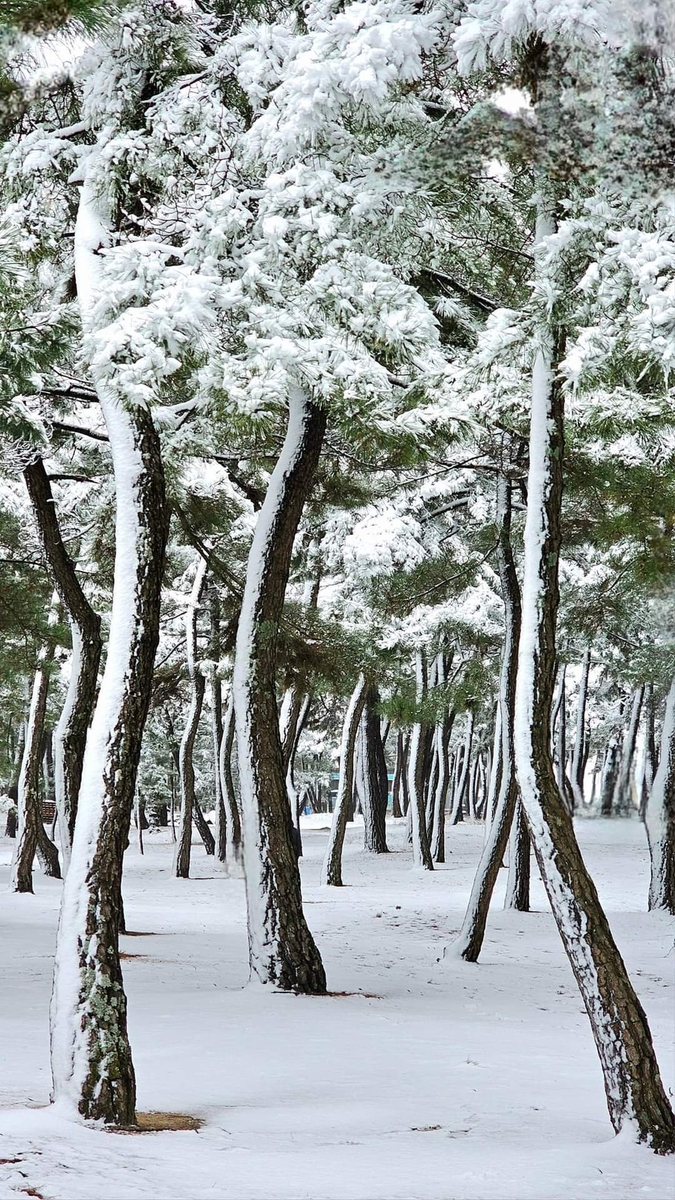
[644,677,675,913]
[12,635,61,892]
[50,167,168,1126]
[174,559,208,879]
[641,683,656,820]
[431,712,453,863]
[453,475,521,961]
[613,686,644,817]
[450,712,474,824]
[570,648,590,811]
[391,730,405,818]
[360,687,388,854]
[322,674,368,886]
[504,799,530,911]
[286,692,311,858]
[513,189,675,1151]
[407,651,434,869]
[219,692,242,857]
[600,719,624,817]
[232,386,326,993]
[24,456,102,870]
[208,587,227,863]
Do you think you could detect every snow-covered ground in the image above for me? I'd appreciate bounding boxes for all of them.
[0,817,673,1200]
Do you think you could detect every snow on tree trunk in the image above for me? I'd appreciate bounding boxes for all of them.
[322,673,368,886]
[453,476,521,961]
[233,385,326,993]
[12,616,61,892]
[570,648,590,811]
[431,712,453,863]
[600,717,624,817]
[644,676,675,914]
[407,650,434,870]
[208,586,227,863]
[50,167,168,1126]
[450,711,474,825]
[174,559,208,879]
[483,703,502,840]
[391,730,405,818]
[219,692,242,859]
[613,686,644,817]
[514,196,675,1152]
[504,799,530,912]
[640,682,656,819]
[287,692,311,858]
[24,456,102,871]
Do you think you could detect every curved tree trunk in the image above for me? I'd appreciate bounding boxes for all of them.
[23,456,102,871]
[287,692,311,857]
[322,674,368,886]
[12,634,60,892]
[570,647,590,811]
[233,385,326,993]
[219,692,242,858]
[453,475,521,961]
[174,559,208,879]
[645,676,675,914]
[513,187,675,1150]
[50,167,168,1126]
[407,650,434,870]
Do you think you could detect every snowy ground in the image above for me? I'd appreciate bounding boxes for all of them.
[0,816,673,1200]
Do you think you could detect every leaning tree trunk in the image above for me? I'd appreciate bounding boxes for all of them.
[287,692,311,857]
[23,456,102,870]
[391,730,406,818]
[600,718,624,817]
[613,686,644,818]
[513,190,675,1151]
[570,647,590,811]
[232,385,326,993]
[450,710,474,825]
[12,633,61,892]
[322,674,368,886]
[453,475,521,961]
[641,682,656,819]
[174,559,208,879]
[50,167,168,1127]
[644,676,675,914]
[219,692,242,858]
[407,650,434,870]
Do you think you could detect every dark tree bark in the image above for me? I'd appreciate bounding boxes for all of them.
[219,693,242,856]
[645,677,675,914]
[613,686,644,817]
[513,167,675,1150]
[600,716,624,817]
[322,674,368,886]
[12,637,61,892]
[431,711,453,863]
[641,682,656,820]
[504,799,530,912]
[454,475,521,961]
[175,559,208,879]
[391,730,405,818]
[407,650,434,870]
[233,387,326,993]
[570,647,590,811]
[360,687,388,854]
[208,586,227,863]
[24,456,102,867]
[450,712,474,825]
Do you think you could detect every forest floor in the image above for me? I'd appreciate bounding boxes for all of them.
[0,817,673,1200]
